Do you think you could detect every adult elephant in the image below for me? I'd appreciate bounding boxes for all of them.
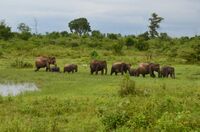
[35,56,56,72]
[137,63,160,77]
[90,60,107,75]
[64,64,78,73]
[111,62,131,75]
[160,66,175,78]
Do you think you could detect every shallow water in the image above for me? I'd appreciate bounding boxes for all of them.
[0,83,39,96]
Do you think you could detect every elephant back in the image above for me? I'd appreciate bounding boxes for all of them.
[35,56,49,67]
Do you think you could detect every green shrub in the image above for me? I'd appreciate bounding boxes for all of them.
[125,37,136,48]
[90,50,99,59]
[71,42,79,47]
[119,75,136,97]
[101,111,129,130]
[135,39,149,51]
[112,40,124,54]
[10,58,33,68]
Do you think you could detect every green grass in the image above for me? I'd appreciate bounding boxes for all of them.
[0,56,200,131]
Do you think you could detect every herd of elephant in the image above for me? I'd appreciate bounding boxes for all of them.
[35,56,175,78]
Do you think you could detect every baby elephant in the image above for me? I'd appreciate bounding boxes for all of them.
[50,66,60,72]
[160,66,175,78]
[64,64,78,73]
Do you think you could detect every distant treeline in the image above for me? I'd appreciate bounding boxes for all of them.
[0,14,200,63]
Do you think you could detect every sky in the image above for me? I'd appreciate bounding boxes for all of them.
[0,0,200,37]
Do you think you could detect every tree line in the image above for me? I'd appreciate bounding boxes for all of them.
[0,13,200,63]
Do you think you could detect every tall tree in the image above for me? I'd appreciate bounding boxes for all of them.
[17,23,32,40]
[17,23,31,33]
[148,13,164,38]
[0,20,13,40]
[68,18,91,36]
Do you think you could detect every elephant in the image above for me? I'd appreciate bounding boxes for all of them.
[160,66,175,78]
[35,56,56,72]
[50,66,60,72]
[111,62,131,75]
[90,60,107,75]
[64,64,78,73]
[138,63,160,77]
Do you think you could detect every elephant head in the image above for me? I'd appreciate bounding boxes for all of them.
[149,63,160,77]
[48,56,56,65]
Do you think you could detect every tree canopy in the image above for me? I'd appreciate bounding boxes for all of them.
[17,23,32,40]
[0,20,13,40]
[148,13,164,38]
[68,18,91,36]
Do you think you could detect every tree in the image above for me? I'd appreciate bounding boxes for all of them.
[0,20,13,40]
[112,40,124,54]
[125,37,136,48]
[135,39,149,51]
[159,32,171,40]
[60,31,69,37]
[68,18,91,36]
[91,30,104,39]
[107,33,121,40]
[17,23,32,40]
[138,31,149,41]
[148,13,164,38]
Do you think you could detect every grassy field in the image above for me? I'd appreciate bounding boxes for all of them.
[0,54,200,131]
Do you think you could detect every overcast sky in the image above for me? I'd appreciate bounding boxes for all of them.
[1,0,200,37]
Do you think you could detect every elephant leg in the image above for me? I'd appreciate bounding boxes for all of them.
[110,71,113,75]
[111,68,114,75]
[46,67,49,72]
[142,74,145,78]
[167,73,169,78]
[121,72,124,75]
[170,73,173,78]
[35,67,40,72]
[96,70,98,75]
[101,70,104,75]
[151,73,156,78]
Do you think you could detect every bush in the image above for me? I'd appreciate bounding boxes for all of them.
[119,75,136,97]
[0,20,13,40]
[90,50,99,59]
[125,37,135,48]
[101,111,129,130]
[112,40,124,54]
[71,42,79,47]
[10,58,33,68]
[135,39,149,51]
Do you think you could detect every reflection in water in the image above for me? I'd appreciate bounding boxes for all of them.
[0,83,38,96]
